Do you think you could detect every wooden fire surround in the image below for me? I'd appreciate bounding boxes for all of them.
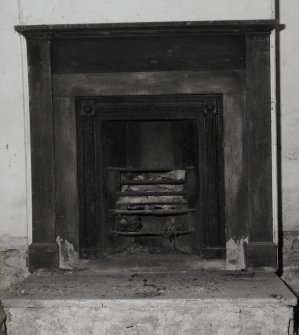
[15,20,277,270]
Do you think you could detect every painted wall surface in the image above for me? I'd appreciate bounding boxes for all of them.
[0,0,29,289]
[18,0,274,24]
[280,0,299,232]
[279,0,299,273]
[0,0,28,249]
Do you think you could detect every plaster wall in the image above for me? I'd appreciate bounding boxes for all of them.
[0,0,29,289]
[280,1,299,232]
[0,1,28,247]
[18,0,275,24]
[2,0,292,287]
[279,0,299,271]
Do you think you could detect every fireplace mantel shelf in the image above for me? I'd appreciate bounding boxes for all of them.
[15,20,277,38]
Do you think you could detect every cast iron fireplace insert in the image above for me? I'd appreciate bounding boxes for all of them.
[77,95,225,259]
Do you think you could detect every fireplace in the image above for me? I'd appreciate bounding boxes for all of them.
[77,95,224,258]
[15,20,277,270]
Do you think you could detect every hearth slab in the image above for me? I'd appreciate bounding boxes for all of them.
[1,271,297,335]
[1,270,296,304]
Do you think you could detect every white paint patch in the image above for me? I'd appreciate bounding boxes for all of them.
[226,237,248,270]
[56,236,79,270]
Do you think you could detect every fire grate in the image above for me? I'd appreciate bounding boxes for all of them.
[108,167,196,238]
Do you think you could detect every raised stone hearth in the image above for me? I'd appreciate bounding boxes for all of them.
[1,270,296,335]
